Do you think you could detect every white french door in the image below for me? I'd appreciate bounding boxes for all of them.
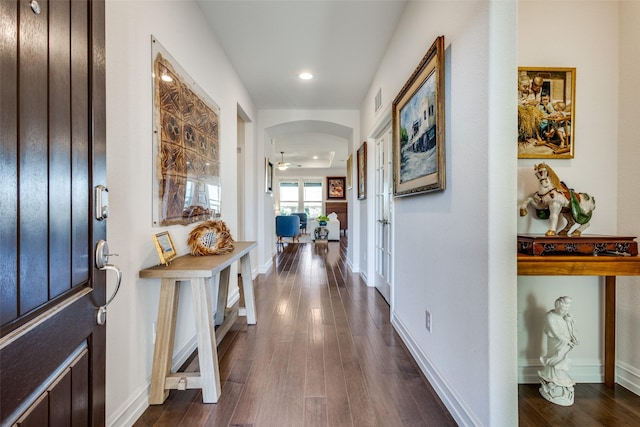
[374,127,393,304]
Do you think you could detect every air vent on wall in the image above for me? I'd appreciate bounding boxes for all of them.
[374,87,382,113]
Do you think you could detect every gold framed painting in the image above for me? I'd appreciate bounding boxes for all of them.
[518,67,576,159]
[392,36,446,197]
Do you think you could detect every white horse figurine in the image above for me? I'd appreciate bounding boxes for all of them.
[520,163,596,236]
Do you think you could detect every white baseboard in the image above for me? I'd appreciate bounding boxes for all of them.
[359,271,368,285]
[617,361,640,396]
[347,257,358,273]
[107,335,198,427]
[258,257,273,275]
[391,313,482,427]
[518,358,602,383]
[106,382,150,427]
[520,358,640,396]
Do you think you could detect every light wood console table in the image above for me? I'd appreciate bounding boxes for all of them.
[139,241,257,404]
[518,253,640,387]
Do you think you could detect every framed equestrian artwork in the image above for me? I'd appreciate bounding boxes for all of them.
[392,35,446,197]
[357,142,367,200]
[518,67,576,159]
[327,176,346,200]
[151,36,222,226]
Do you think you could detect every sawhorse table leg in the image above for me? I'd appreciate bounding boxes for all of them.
[149,277,222,404]
[239,253,256,324]
[149,279,180,405]
[191,277,221,403]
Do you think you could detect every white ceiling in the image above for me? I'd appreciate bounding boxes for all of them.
[196,0,407,168]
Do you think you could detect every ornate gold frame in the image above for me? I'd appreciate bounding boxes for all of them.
[392,36,446,196]
[152,231,177,265]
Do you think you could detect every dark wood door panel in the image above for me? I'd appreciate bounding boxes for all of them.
[0,0,106,425]
[1,290,95,422]
[70,0,91,288]
[49,0,73,300]
[19,0,50,315]
[13,348,90,427]
[0,0,19,325]
[1,0,92,328]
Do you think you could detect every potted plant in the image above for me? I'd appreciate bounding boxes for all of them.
[316,214,329,226]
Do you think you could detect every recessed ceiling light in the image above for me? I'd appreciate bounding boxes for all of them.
[299,72,313,80]
[313,155,318,159]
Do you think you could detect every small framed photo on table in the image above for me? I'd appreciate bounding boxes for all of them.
[152,231,177,265]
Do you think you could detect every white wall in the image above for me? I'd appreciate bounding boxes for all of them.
[359,1,517,425]
[517,1,623,385]
[104,0,256,424]
[616,0,640,395]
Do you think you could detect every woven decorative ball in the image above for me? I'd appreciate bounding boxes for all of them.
[187,220,235,256]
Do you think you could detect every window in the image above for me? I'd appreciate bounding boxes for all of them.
[303,181,323,218]
[277,178,324,217]
[278,181,299,215]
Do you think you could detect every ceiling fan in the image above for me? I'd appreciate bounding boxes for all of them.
[277,151,301,170]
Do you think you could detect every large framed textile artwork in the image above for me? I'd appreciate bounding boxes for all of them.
[152,36,221,226]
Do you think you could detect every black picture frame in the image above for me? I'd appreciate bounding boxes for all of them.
[265,158,273,194]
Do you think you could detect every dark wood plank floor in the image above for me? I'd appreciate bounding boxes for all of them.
[519,383,640,426]
[133,237,640,426]
[133,238,456,426]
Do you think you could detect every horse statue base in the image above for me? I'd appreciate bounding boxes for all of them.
[520,163,596,237]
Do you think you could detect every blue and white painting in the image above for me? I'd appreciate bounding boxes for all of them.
[399,70,437,183]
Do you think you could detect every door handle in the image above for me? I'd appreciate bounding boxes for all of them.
[95,240,122,325]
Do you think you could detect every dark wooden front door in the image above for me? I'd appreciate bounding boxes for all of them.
[0,0,107,425]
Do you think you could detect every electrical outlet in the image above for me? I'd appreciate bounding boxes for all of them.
[425,310,432,332]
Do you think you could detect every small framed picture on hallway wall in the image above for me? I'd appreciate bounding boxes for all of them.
[357,141,367,200]
[327,176,346,200]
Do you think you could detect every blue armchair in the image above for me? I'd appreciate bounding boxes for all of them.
[276,215,300,243]
[291,212,308,234]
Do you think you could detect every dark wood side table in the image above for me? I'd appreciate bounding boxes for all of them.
[140,241,257,404]
[518,253,640,387]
